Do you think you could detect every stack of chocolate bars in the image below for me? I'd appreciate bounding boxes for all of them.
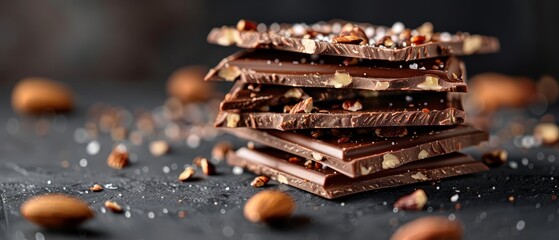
[205,20,499,199]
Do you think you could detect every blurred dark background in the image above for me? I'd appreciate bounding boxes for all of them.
[0,0,558,86]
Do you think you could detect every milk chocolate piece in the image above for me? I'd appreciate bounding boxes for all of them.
[207,20,499,61]
[223,125,488,177]
[206,50,467,92]
[215,92,464,130]
[227,147,489,199]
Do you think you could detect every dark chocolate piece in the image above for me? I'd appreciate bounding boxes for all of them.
[223,125,488,178]
[227,147,489,199]
[221,81,362,111]
[207,20,499,61]
[215,92,464,130]
[206,50,467,92]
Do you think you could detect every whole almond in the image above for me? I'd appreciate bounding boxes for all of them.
[12,77,74,115]
[390,216,463,240]
[243,190,295,223]
[20,194,94,229]
[167,66,212,103]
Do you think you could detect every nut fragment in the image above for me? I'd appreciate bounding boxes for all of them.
[463,35,483,54]
[417,75,443,90]
[218,66,242,81]
[200,157,216,176]
[243,190,295,223]
[226,113,241,128]
[390,216,463,240]
[89,184,104,192]
[332,35,365,44]
[104,200,123,213]
[417,150,430,159]
[250,176,270,188]
[311,152,323,161]
[289,97,313,114]
[373,81,390,90]
[393,189,428,211]
[410,35,426,45]
[283,88,304,99]
[178,167,196,182]
[382,153,400,169]
[20,194,94,229]
[236,19,257,31]
[107,144,129,169]
[277,174,289,184]
[301,38,317,54]
[381,36,395,47]
[328,71,352,88]
[375,127,408,138]
[12,77,74,115]
[149,140,170,157]
[533,123,559,145]
[481,149,508,167]
[211,141,232,161]
[216,27,241,46]
[342,99,363,112]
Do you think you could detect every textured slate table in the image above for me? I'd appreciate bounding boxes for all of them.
[0,80,558,240]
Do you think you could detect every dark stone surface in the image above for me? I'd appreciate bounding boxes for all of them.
[0,80,558,240]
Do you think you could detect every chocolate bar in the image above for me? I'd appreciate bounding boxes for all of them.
[207,20,499,61]
[215,92,464,130]
[206,50,467,92]
[223,125,487,178]
[227,147,489,199]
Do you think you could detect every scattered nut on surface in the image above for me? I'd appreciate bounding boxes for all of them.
[149,140,170,157]
[199,157,215,176]
[104,200,123,213]
[481,149,508,167]
[211,141,232,162]
[250,176,270,188]
[89,184,104,192]
[390,216,463,240]
[243,190,295,223]
[178,167,196,182]
[533,123,559,145]
[12,77,74,115]
[167,66,211,103]
[107,144,129,169]
[20,194,94,229]
[393,189,428,211]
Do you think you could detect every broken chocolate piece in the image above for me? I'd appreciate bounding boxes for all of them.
[227,147,488,199]
[222,125,487,177]
[206,50,467,92]
[207,20,499,61]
